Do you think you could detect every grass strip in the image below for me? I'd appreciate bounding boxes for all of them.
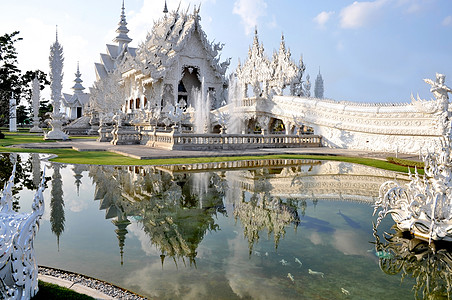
[0,144,423,173]
[33,280,94,300]
[0,131,423,173]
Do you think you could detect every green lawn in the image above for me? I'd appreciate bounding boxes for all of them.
[0,130,423,173]
[33,281,94,300]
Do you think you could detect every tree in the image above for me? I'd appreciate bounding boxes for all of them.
[0,31,22,126]
[16,105,30,126]
[39,99,53,125]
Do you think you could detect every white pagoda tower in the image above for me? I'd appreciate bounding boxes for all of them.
[45,28,69,140]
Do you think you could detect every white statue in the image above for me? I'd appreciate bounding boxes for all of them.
[0,165,47,299]
[424,73,452,111]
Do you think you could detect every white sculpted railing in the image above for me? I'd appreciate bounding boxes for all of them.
[0,165,46,299]
[267,73,452,154]
[144,131,321,150]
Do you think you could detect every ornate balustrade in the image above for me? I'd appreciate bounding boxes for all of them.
[111,126,141,145]
[143,131,321,150]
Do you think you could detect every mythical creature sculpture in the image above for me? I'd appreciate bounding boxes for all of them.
[0,165,47,299]
[374,118,452,243]
[425,73,452,111]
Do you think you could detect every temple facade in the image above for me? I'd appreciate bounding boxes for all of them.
[90,3,229,130]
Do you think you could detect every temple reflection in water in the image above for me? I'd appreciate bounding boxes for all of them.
[7,154,433,299]
[84,159,403,266]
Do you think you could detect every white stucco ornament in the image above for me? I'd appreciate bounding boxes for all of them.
[0,165,47,299]
[374,120,452,243]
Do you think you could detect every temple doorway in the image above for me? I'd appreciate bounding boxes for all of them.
[179,66,201,109]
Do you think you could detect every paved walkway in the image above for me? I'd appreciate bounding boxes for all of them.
[10,138,422,162]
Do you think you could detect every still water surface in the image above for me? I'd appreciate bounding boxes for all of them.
[6,153,427,299]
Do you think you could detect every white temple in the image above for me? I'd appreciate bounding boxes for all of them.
[62,63,90,120]
[61,1,452,154]
[90,3,229,122]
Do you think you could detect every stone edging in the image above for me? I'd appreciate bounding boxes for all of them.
[38,266,147,300]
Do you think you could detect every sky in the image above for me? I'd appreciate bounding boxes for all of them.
[1,0,452,103]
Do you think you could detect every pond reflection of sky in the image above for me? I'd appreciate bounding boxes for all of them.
[7,153,422,299]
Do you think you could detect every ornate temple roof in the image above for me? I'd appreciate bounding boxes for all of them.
[123,5,230,82]
[94,2,136,81]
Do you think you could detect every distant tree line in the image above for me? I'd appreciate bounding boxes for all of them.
[0,31,52,134]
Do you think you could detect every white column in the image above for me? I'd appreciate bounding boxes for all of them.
[9,97,17,132]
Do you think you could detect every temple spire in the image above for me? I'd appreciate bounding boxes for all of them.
[113,0,132,55]
[72,62,85,94]
[314,67,324,99]
[163,0,168,14]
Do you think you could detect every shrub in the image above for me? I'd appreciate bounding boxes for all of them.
[386,157,424,169]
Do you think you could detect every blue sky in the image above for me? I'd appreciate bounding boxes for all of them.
[2,0,452,103]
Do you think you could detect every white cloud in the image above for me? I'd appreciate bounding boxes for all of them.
[267,15,278,29]
[313,11,335,28]
[397,0,431,14]
[339,0,388,29]
[405,3,421,14]
[232,0,268,35]
[442,15,452,26]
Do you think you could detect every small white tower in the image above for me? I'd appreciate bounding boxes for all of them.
[314,68,324,99]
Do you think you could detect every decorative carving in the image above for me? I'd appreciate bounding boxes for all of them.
[45,31,69,140]
[374,118,452,242]
[0,165,47,299]
[90,71,124,114]
[236,30,306,98]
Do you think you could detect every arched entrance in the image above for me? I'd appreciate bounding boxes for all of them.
[179,66,201,109]
[270,118,286,134]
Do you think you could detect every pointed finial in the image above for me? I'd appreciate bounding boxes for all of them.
[114,0,132,47]
[163,0,168,14]
[55,25,58,42]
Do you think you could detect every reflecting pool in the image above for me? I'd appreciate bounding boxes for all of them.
[3,153,438,299]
